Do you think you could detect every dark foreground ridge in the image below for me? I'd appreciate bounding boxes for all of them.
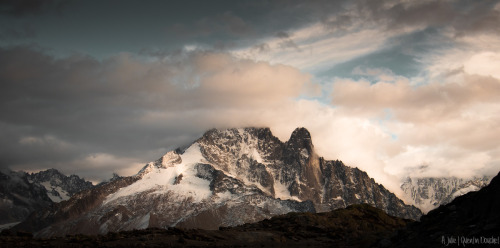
[0,204,411,248]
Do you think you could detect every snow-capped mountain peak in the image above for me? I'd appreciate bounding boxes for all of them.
[15,127,421,237]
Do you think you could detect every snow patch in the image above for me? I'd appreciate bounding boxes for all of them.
[300,148,309,158]
[273,180,301,201]
[138,213,150,229]
[215,191,234,202]
[0,222,20,231]
[40,181,70,202]
[99,223,108,233]
[451,185,479,198]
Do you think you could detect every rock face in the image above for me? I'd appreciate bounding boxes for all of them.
[0,170,52,225]
[0,169,93,225]
[401,176,492,213]
[15,127,421,237]
[196,128,420,218]
[28,169,94,203]
[386,171,500,247]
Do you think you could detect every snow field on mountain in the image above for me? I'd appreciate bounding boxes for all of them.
[104,144,212,204]
[40,181,70,202]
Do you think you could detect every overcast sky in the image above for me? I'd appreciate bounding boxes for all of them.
[1,0,499,193]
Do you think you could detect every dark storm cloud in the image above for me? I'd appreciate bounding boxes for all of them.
[250,43,271,53]
[275,31,290,39]
[0,23,36,40]
[164,0,350,49]
[274,31,301,52]
[352,0,500,35]
[0,0,70,16]
[170,11,254,38]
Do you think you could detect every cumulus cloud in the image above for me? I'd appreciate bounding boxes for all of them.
[331,66,500,180]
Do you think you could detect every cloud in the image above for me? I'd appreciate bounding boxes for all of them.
[232,23,392,72]
[168,10,254,39]
[0,0,70,17]
[0,23,36,40]
[331,67,500,180]
[0,46,318,181]
[343,0,500,36]
[464,52,500,80]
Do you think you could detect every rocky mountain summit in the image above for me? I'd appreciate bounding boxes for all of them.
[0,169,93,225]
[14,127,421,237]
[401,176,492,213]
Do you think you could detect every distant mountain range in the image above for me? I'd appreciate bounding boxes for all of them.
[387,170,500,247]
[0,168,93,226]
[401,176,492,213]
[13,127,422,237]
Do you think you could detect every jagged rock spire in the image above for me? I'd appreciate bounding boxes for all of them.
[287,127,313,153]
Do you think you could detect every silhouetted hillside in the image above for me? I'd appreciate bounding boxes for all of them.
[1,204,411,248]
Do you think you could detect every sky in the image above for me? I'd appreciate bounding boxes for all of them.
[1,0,500,194]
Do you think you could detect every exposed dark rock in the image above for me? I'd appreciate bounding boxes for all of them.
[0,170,52,225]
[196,127,421,219]
[0,168,93,225]
[173,174,183,185]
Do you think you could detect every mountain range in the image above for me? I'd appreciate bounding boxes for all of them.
[14,127,422,237]
[3,171,499,247]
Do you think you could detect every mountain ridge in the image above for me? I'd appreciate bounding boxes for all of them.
[13,127,421,237]
[0,168,93,225]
